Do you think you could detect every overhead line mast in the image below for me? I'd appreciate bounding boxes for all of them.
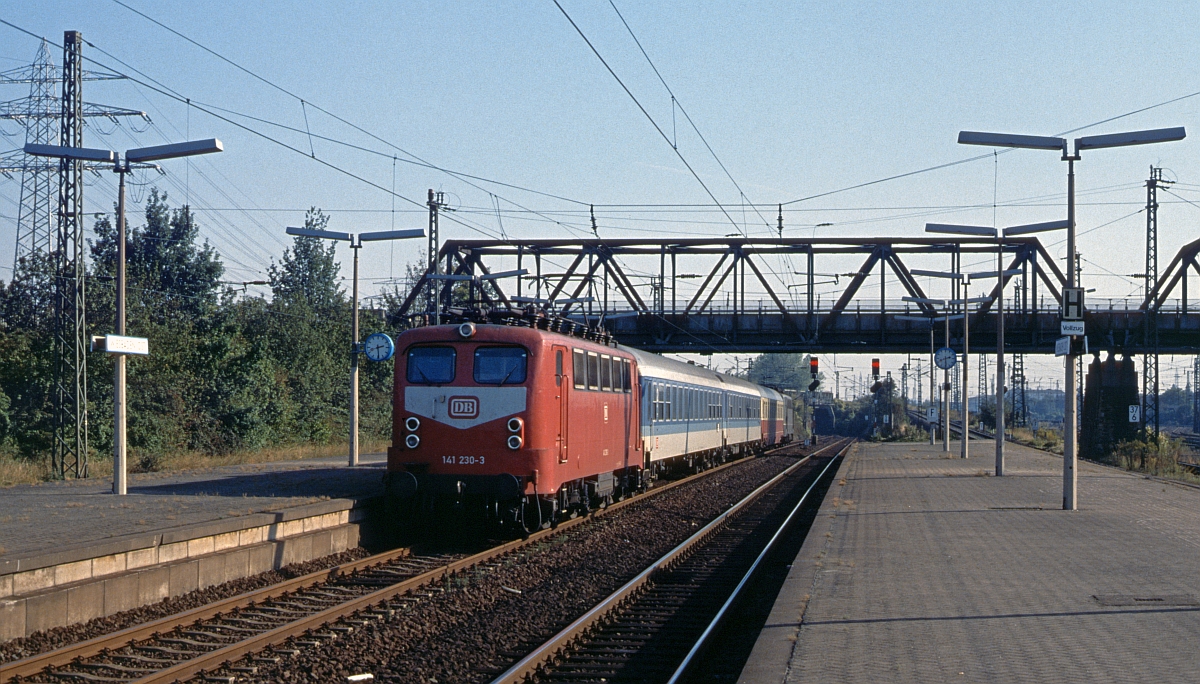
[0,32,145,478]
[1143,166,1167,443]
[53,31,88,480]
[0,38,141,266]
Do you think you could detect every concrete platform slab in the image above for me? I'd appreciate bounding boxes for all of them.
[0,453,388,641]
[0,453,386,574]
[740,440,1200,684]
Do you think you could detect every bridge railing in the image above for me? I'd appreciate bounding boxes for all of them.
[554,298,1194,317]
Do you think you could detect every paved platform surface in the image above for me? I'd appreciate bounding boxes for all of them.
[741,440,1200,684]
[0,453,386,566]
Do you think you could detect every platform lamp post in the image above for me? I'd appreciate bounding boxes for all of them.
[900,299,964,450]
[285,226,425,467]
[947,290,993,461]
[27,139,224,495]
[911,270,988,459]
[958,126,1185,509]
[910,272,961,452]
[898,303,959,447]
[925,222,1065,475]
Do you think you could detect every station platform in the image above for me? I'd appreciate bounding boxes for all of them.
[1,453,387,642]
[740,439,1200,683]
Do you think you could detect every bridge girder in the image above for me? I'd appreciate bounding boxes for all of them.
[394,236,1200,355]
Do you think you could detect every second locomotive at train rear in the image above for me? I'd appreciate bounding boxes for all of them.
[385,320,793,533]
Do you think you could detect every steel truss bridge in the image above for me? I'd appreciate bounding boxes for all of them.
[396,236,1200,355]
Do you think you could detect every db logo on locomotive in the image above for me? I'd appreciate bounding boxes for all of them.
[447,396,480,419]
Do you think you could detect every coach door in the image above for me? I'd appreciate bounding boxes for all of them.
[554,346,569,463]
[767,399,777,443]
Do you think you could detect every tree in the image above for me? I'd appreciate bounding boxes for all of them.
[747,353,821,393]
[0,252,58,333]
[269,208,343,314]
[90,189,224,320]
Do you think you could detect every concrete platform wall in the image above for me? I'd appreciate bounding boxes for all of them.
[0,499,380,642]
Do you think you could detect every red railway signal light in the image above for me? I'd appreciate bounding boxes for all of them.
[872,358,880,378]
[810,357,818,377]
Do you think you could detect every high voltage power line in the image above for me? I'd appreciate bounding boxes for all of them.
[105,0,591,209]
[3,10,1196,288]
[606,0,772,234]
[550,0,747,238]
[0,18,570,251]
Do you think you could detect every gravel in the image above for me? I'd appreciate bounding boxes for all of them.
[252,450,813,683]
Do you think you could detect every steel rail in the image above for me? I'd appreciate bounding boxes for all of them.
[2,440,814,684]
[488,437,852,684]
[666,444,847,684]
[907,409,994,441]
[0,549,415,682]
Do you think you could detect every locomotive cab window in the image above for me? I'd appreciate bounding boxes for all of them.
[573,349,586,389]
[407,346,456,384]
[473,347,527,385]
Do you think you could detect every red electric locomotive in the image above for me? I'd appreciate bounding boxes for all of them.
[386,321,641,532]
[386,318,795,533]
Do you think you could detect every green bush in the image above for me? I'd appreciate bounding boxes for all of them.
[1108,435,1189,479]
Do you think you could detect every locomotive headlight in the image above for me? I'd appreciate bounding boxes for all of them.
[458,322,476,338]
[507,434,523,450]
[507,417,524,433]
[405,416,421,432]
[405,434,420,449]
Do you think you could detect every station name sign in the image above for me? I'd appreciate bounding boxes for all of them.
[90,334,150,356]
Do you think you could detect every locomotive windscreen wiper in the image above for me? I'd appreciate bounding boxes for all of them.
[413,365,433,384]
[497,364,520,385]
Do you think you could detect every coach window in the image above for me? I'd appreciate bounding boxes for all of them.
[407,346,455,384]
[600,355,613,391]
[474,347,527,385]
[573,349,586,389]
[587,352,600,390]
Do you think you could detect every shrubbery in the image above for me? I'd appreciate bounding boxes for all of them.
[0,193,407,476]
[1106,434,1189,479]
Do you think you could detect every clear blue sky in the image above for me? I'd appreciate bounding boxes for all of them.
[2,1,1199,390]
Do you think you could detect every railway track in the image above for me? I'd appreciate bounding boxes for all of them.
[490,438,852,684]
[907,410,998,441]
[1,439,840,684]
